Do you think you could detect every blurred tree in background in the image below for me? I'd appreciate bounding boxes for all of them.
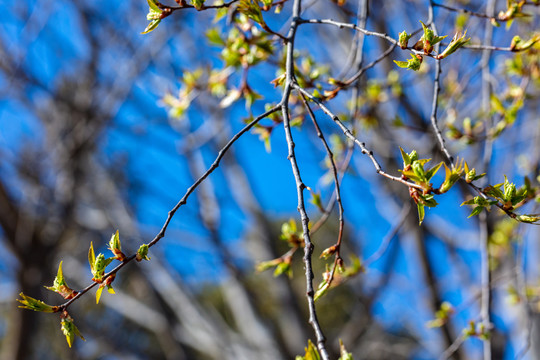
[1,0,539,359]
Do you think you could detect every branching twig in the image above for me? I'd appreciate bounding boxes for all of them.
[298,91,345,291]
[293,84,425,192]
[297,18,399,45]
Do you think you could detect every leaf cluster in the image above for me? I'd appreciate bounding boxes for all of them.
[18,231,152,348]
[394,21,470,71]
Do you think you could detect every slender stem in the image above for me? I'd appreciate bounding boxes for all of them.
[432,2,496,20]
[282,0,329,357]
[480,1,496,358]
[298,18,398,45]
[299,92,345,289]
[427,5,454,166]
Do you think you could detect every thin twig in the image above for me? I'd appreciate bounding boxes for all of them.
[439,335,467,360]
[427,7,454,166]
[282,0,330,357]
[299,91,345,290]
[479,1,496,358]
[432,2,496,20]
[460,44,514,52]
[297,18,398,45]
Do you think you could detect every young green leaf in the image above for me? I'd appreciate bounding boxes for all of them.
[273,260,292,278]
[17,293,59,313]
[314,278,330,301]
[436,31,470,59]
[88,241,96,274]
[147,0,161,13]
[142,0,163,35]
[320,245,337,259]
[237,0,265,26]
[419,21,447,54]
[61,312,85,348]
[398,31,413,49]
[256,258,282,272]
[136,244,151,262]
[516,214,540,223]
[417,203,425,225]
[108,230,126,261]
[424,161,443,182]
[89,242,113,282]
[45,261,78,299]
[191,0,205,10]
[338,339,354,360]
[297,339,321,360]
[394,54,423,71]
[510,34,540,52]
[439,161,464,194]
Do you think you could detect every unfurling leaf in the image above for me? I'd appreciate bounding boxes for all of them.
[95,286,104,305]
[498,0,530,24]
[191,0,205,10]
[142,0,164,34]
[400,147,418,167]
[88,241,96,273]
[394,53,423,71]
[436,31,470,59]
[108,230,126,261]
[88,242,113,282]
[61,312,85,348]
[338,339,354,360]
[260,0,272,10]
[419,21,447,54]
[426,301,454,328]
[439,160,464,194]
[464,162,485,182]
[45,261,78,299]
[280,219,303,247]
[273,259,292,278]
[96,274,116,304]
[147,0,161,12]
[417,203,425,225]
[256,258,283,272]
[320,245,337,259]
[516,214,540,223]
[142,19,161,34]
[398,31,413,49]
[296,339,321,360]
[136,244,151,261]
[308,187,324,212]
[461,196,497,217]
[17,293,59,313]
[237,0,265,26]
[510,34,540,52]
